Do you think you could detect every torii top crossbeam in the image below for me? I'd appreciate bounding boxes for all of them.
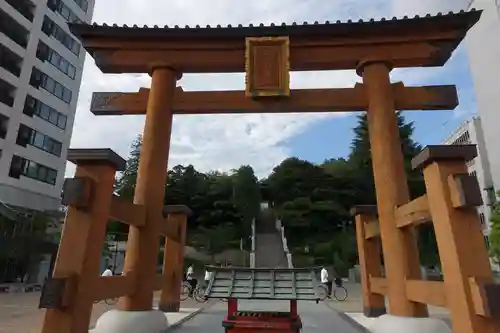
[70,10,481,74]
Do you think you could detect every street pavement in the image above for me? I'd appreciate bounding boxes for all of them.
[1,283,451,332]
[171,300,366,333]
[326,283,450,317]
[0,291,208,333]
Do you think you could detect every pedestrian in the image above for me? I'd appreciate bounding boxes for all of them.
[186,265,197,296]
[204,267,212,287]
[321,265,332,299]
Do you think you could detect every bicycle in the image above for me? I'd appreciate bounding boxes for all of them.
[180,281,192,301]
[332,285,348,301]
[317,283,348,302]
[191,283,230,303]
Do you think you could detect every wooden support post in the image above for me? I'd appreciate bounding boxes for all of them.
[412,145,500,333]
[158,206,190,312]
[358,60,427,317]
[350,205,386,317]
[119,67,180,310]
[40,149,125,333]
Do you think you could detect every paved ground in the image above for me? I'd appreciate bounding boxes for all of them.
[326,283,449,314]
[1,283,452,333]
[171,300,366,333]
[0,291,208,333]
[325,283,451,328]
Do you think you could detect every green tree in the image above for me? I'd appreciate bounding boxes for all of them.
[347,112,439,267]
[108,134,142,239]
[347,112,425,203]
[115,135,142,200]
[232,165,261,234]
[489,192,500,266]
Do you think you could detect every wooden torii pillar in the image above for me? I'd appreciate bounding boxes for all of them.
[118,67,183,311]
[159,205,190,312]
[350,205,386,317]
[357,60,428,317]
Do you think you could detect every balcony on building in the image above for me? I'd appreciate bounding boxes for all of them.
[4,0,35,22]
[0,78,16,107]
[0,43,23,77]
[0,8,30,48]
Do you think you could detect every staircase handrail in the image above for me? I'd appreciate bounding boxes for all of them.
[276,219,293,268]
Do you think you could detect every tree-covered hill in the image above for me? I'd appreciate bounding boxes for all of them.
[108,112,441,274]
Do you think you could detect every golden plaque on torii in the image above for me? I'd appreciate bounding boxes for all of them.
[245,36,290,98]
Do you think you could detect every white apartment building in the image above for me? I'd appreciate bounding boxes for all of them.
[465,0,500,196]
[442,116,498,270]
[0,0,95,211]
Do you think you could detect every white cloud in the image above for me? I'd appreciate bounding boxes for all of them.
[66,0,471,178]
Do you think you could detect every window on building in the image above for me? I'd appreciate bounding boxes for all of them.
[16,124,63,156]
[0,8,30,48]
[29,68,72,104]
[70,0,89,13]
[0,113,9,139]
[41,16,80,56]
[24,96,67,130]
[0,78,16,107]
[47,0,82,23]
[36,41,76,79]
[4,0,35,22]
[479,213,486,226]
[0,43,23,77]
[9,155,57,185]
[484,235,490,250]
[486,187,497,206]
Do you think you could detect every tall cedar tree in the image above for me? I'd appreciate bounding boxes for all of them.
[348,112,425,203]
[348,112,439,266]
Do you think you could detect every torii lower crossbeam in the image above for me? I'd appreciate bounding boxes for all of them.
[89,83,458,115]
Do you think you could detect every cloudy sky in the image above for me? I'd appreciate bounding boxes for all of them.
[66,0,477,178]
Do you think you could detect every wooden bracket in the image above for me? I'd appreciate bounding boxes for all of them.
[61,177,94,211]
[109,195,146,227]
[369,276,388,295]
[364,221,380,239]
[448,173,483,208]
[395,195,432,228]
[38,276,77,310]
[469,277,500,318]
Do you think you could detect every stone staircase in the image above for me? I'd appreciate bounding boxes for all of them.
[252,203,291,268]
[255,232,288,268]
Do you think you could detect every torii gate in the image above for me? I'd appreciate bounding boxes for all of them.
[38,8,500,333]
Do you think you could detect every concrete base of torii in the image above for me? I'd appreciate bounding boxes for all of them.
[90,309,169,333]
[369,314,451,333]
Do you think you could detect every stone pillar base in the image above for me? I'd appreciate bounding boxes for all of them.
[363,306,386,318]
[370,314,451,333]
[158,300,180,312]
[91,309,168,333]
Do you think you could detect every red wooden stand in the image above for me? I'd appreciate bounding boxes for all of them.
[222,299,302,333]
